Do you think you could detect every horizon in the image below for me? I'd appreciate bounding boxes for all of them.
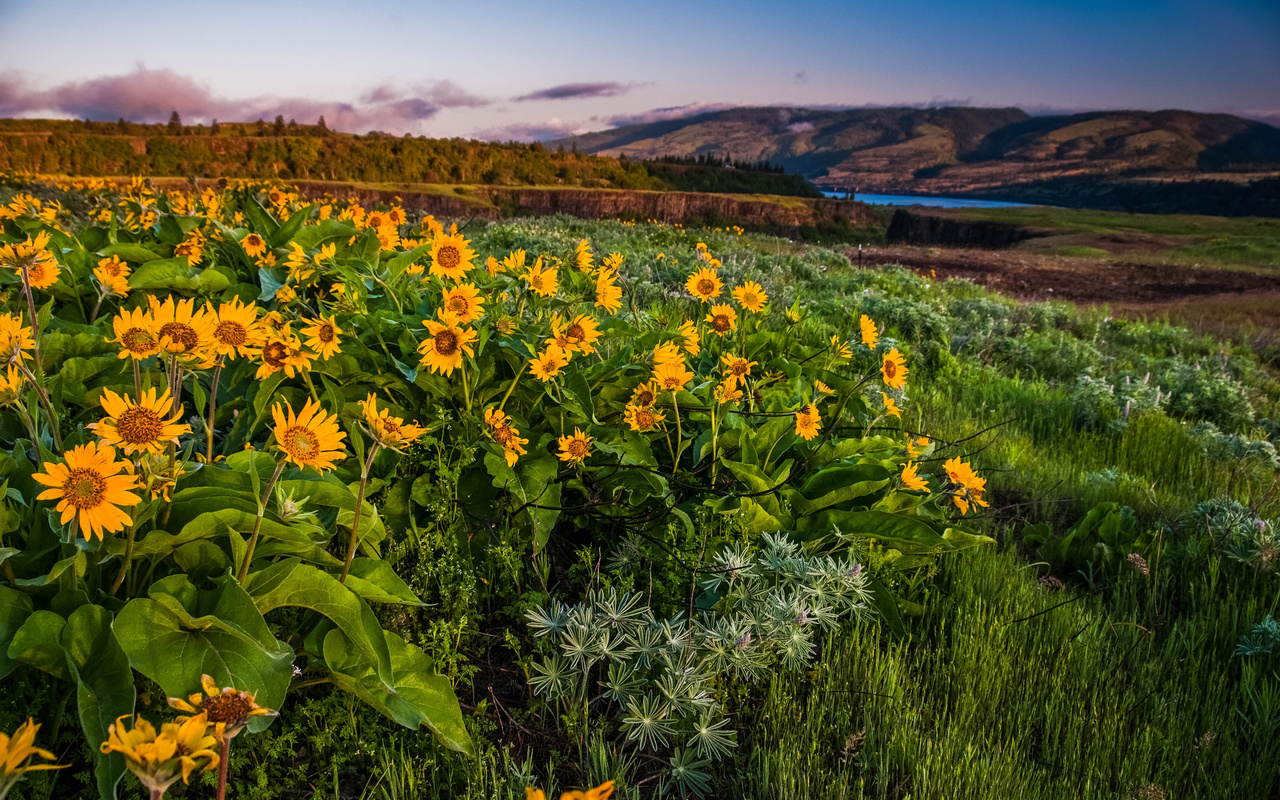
[1,0,1277,140]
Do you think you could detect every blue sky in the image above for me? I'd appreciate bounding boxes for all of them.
[0,0,1276,138]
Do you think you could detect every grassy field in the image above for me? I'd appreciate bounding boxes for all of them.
[1,183,1276,800]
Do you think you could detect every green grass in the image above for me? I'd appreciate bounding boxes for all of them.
[1050,245,1110,258]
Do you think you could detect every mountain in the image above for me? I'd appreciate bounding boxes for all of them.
[551,107,1280,215]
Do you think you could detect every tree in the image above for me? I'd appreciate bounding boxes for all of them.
[317,115,328,133]
[273,114,285,136]
[167,111,182,135]
[117,117,129,134]
[210,119,221,135]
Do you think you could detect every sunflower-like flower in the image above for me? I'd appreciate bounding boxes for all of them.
[485,407,528,467]
[814,380,834,396]
[523,257,558,298]
[1,719,65,796]
[714,380,745,405]
[149,296,215,363]
[90,387,190,456]
[732,281,767,312]
[301,315,342,360]
[500,249,527,275]
[943,457,988,515]
[240,232,268,257]
[111,307,160,361]
[906,436,931,458]
[526,781,615,800]
[100,713,220,794]
[0,314,34,363]
[573,239,594,272]
[794,403,821,441]
[881,392,902,419]
[33,441,141,540]
[255,328,313,380]
[94,255,131,297]
[901,462,929,492]
[881,348,908,390]
[720,354,757,388]
[594,269,622,314]
[685,267,722,302]
[551,314,601,355]
[418,316,477,376]
[830,335,852,361]
[210,297,262,359]
[439,283,485,325]
[270,398,347,472]
[705,304,737,337]
[284,242,314,284]
[652,341,685,368]
[859,314,879,349]
[0,366,24,405]
[359,394,427,449]
[630,381,659,408]
[677,320,700,357]
[529,345,568,382]
[0,232,60,290]
[135,452,184,502]
[429,232,477,282]
[557,428,592,465]
[624,402,666,432]
[168,674,278,740]
[653,361,694,393]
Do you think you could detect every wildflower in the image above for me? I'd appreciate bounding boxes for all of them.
[881,348,908,390]
[943,457,988,514]
[485,255,500,277]
[0,232,60,290]
[1127,553,1150,575]
[429,232,476,281]
[359,394,427,449]
[485,408,528,466]
[523,257,558,298]
[624,402,666,432]
[906,436,930,458]
[284,242,314,283]
[677,320,700,356]
[794,404,821,441]
[714,381,745,404]
[440,283,485,324]
[881,393,902,419]
[210,297,262,359]
[271,398,347,472]
[101,713,220,795]
[525,782,615,800]
[0,314,34,363]
[501,249,527,275]
[685,267,723,301]
[174,228,205,263]
[630,381,659,408]
[135,452,183,501]
[240,231,267,257]
[0,719,64,796]
[529,346,568,382]
[574,239,594,272]
[705,304,737,337]
[732,281,767,312]
[112,307,160,361]
[494,315,519,336]
[313,242,337,266]
[149,296,215,362]
[815,380,833,395]
[720,354,757,388]
[301,315,342,360]
[829,335,852,360]
[900,462,929,492]
[653,360,694,392]
[558,428,593,465]
[255,329,312,379]
[94,255,131,296]
[859,314,878,349]
[652,341,685,367]
[90,388,190,456]
[168,674,278,740]
[418,317,477,376]
[552,314,601,355]
[0,366,23,404]
[275,284,297,303]
[594,269,622,313]
[33,441,141,540]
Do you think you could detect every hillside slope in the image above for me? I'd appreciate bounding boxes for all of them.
[551,107,1280,215]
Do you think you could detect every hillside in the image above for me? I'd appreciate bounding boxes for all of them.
[551,106,1280,215]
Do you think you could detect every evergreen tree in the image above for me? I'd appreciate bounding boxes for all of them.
[273,114,285,136]
[167,111,182,135]
[210,119,221,135]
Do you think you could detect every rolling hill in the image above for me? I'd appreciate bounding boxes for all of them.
[551,107,1280,215]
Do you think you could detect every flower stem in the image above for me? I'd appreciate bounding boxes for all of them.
[301,370,321,404]
[206,356,225,462]
[150,787,165,800]
[236,461,286,583]
[20,267,42,369]
[216,737,230,800]
[15,362,62,452]
[497,366,523,413]
[339,444,380,583]
[108,518,138,597]
[459,364,472,412]
[132,359,142,398]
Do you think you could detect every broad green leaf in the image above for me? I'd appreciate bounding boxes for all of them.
[866,576,907,638]
[339,559,425,606]
[795,464,891,515]
[0,585,33,678]
[799,509,951,553]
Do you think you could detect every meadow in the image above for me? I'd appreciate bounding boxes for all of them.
[0,177,1276,800]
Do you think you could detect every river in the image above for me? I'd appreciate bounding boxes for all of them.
[820,191,1033,209]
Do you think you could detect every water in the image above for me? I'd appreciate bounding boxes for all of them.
[820,191,1033,208]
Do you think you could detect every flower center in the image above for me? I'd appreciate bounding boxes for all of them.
[215,321,247,346]
[566,323,585,340]
[64,468,105,508]
[436,245,461,271]
[448,296,469,314]
[116,407,165,444]
[122,327,155,352]
[568,440,589,459]
[434,329,459,356]
[283,426,319,458]
[636,389,654,406]
[200,691,255,725]
[697,279,715,295]
[730,360,749,377]
[159,322,199,352]
[884,361,897,379]
[711,314,731,333]
[317,324,335,343]
[262,341,288,367]
[636,408,654,429]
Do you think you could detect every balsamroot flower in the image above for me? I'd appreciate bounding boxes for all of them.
[271,398,347,472]
[34,441,141,540]
[359,394,427,449]
[624,402,666,432]
[0,314,34,363]
[149,296,215,363]
[685,267,722,301]
[881,348,908,390]
[525,781,615,800]
[732,281,767,312]
[100,713,220,794]
[881,392,902,419]
[418,316,477,376]
[720,354,757,389]
[705,304,737,337]
[529,346,568,382]
[209,297,263,359]
[901,462,929,492]
[794,403,821,441]
[860,314,879,349]
[301,315,342,360]
[429,232,476,281]
[0,232,60,290]
[943,457,988,514]
[90,387,190,456]
[240,232,267,257]
[112,307,161,361]
[485,408,528,467]
[557,428,593,465]
[439,283,485,325]
[168,674,277,740]
[523,257,558,298]
[1,719,64,796]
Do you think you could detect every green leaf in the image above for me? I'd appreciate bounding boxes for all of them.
[799,509,951,553]
[271,205,313,247]
[0,585,33,678]
[322,627,473,755]
[866,576,907,638]
[339,559,425,606]
[115,574,293,734]
[97,243,161,264]
[795,464,891,515]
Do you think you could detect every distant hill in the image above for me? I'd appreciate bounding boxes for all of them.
[550,107,1280,215]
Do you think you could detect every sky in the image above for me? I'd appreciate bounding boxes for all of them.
[0,0,1277,140]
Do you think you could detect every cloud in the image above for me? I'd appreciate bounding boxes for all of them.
[472,117,593,142]
[603,102,738,128]
[0,66,490,134]
[793,71,808,85]
[787,121,815,133]
[512,82,645,102]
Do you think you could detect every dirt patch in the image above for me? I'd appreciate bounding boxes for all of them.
[851,244,1280,304]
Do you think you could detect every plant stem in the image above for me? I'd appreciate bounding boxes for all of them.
[14,363,62,451]
[340,444,380,583]
[132,359,142,398]
[108,518,138,597]
[150,787,164,800]
[20,267,42,369]
[301,370,321,404]
[671,392,682,476]
[215,736,230,800]
[497,366,523,412]
[206,355,225,462]
[236,461,286,583]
